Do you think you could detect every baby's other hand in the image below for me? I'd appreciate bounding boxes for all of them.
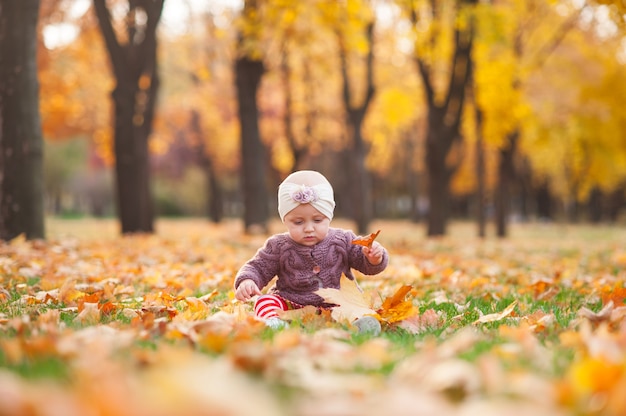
[362,241,384,265]
[235,279,262,301]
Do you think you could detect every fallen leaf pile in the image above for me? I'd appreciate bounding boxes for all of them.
[1,219,626,416]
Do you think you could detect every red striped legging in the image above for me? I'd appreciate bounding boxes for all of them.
[254,294,302,319]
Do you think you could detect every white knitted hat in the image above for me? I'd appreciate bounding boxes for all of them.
[277,171,335,221]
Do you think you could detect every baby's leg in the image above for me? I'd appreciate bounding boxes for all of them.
[254,294,288,319]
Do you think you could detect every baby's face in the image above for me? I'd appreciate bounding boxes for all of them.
[283,203,330,246]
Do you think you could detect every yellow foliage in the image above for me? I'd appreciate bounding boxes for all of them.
[377,87,416,127]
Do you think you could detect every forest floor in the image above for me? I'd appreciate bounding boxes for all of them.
[1,217,625,416]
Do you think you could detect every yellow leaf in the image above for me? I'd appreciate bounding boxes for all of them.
[316,274,378,324]
[377,285,418,324]
[182,297,210,320]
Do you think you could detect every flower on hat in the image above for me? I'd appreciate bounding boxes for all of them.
[290,185,318,204]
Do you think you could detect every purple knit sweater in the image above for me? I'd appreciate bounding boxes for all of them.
[234,228,388,307]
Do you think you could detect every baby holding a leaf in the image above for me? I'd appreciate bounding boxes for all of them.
[234,170,389,331]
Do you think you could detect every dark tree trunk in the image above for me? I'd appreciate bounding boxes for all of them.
[587,187,603,223]
[475,111,486,238]
[517,158,532,221]
[93,0,163,234]
[607,184,624,223]
[199,153,223,223]
[338,22,376,235]
[536,181,552,220]
[207,167,223,223]
[415,21,474,236]
[235,56,268,233]
[404,129,422,223]
[425,122,452,236]
[468,54,486,238]
[495,132,518,237]
[189,110,223,223]
[0,0,45,240]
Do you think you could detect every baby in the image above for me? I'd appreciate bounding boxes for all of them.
[234,170,388,330]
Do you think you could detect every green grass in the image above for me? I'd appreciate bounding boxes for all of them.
[0,352,70,382]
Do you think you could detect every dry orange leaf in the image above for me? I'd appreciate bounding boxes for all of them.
[601,286,626,307]
[380,285,412,310]
[99,301,117,315]
[351,229,381,248]
[377,285,418,324]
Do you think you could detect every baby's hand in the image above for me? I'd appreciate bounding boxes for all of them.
[362,241,384,265]
[235,279,262,301]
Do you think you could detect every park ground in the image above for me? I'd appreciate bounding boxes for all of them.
[1,218,625,415]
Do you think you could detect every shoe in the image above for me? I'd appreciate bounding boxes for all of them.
[265,317,287,330]
[353,316,381,335]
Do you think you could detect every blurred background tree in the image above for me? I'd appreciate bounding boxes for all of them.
[0,0,45,240]
[92,0,164,234]
[6,0,623,239]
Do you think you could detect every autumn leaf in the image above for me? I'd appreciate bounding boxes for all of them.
[0,287,10,303]
[397,309,441,334]
[521,310,556,333]
[315,274,378,324]
[601,286,626,307]
[377,285,418,324]
[351,229,381,248]
[578,301,614,324]
[180,297,210,320]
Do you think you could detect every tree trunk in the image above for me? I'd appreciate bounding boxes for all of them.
[0,0,45,240]
[536,181,552,220]
[425,112,454,236]
[235,56,268,233]
[404,130,421,223]
[495,132,518,237]
[189,110,223,223]
[207,166,223,223]
[587,187,603,223]
[338,22,376,235]
[418,25,474,236]
[408,0,475,236]
[469,55,486,238]
[93,0,163,234]
[348,113,372,234]
[607,184,624,223]
[475,112,486,238]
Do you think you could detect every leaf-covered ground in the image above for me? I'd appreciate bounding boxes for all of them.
[1,218,626,416]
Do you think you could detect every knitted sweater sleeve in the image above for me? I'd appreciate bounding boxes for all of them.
[234,236,282,291]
